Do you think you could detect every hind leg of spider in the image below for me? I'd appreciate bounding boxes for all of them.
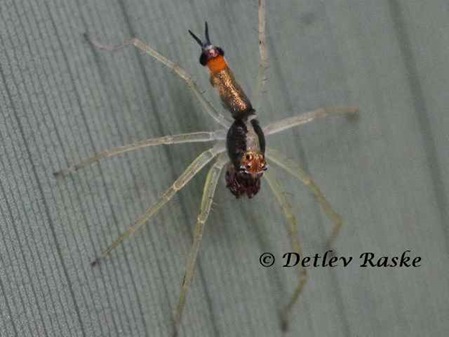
[266,148,342,248]
[91,145,225,266]
[172,153,227,337]
[253,0,268,110]
[265,170,308,332]
[84,33,232,128]
[53,131,226,178]
[264,106,359,136]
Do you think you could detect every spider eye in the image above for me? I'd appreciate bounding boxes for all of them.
[246,154,252,160]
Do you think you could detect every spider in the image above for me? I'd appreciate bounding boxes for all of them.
[54,0,357,335]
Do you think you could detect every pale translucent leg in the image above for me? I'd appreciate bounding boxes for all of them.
[91,144,225,266]
[253,0,268,110]
[172,153,228,337]
[266,148,342,248]
[264,170,308,331]
[264,106,359,136]
[85,34,232,128]
[54,131,226,177]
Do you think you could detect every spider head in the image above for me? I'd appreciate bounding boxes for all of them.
[188,22,225,66]
[225,151,267,198]
[239,150,267,177]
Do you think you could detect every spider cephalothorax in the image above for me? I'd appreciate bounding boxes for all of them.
[225,116,266,197]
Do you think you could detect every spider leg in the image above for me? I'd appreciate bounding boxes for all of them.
[264,107,358,136]
[264,170,308,332]
[266,148,342,248]
[53,130,226,177]
[91,144,225,266]
[172,153,228,337]
[253,0,268,110]
[85,34,232,128]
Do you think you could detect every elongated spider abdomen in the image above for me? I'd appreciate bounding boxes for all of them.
[189,22,254,120]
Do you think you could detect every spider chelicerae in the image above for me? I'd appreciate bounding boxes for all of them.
[54,0,357,335]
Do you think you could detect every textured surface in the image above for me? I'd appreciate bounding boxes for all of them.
[1,0,448,336]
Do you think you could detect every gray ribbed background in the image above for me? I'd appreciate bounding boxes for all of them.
[1,0,448,336]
